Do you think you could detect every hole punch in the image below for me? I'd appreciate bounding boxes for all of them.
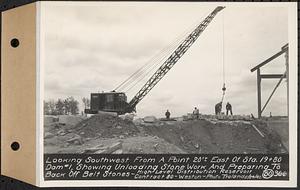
[11,141,20,151]
[10,38,19,48]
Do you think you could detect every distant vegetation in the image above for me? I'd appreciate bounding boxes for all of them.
[44,96,89,115]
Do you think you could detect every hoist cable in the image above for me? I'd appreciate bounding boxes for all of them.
[114,11,210,92]
[119,22,198,92]
[115,31,187,92]
[222,11,225,85]
[121,34,186,92]
[114,52,161,91]
[124,12,212,94]
[118,16,205,92]
[124,37,184,93]
[220,11,226,104]
[124,18,205,93]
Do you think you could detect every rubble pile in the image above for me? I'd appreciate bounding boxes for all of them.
[73,113,139,138]
[142,119,286,154]
[44,113,288,154]
[58,115,84,126]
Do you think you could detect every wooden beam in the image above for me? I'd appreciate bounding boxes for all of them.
[285,50,289,117]
[257,69,262,118]
[261,73,285,114]
[251,50,286,72]
[260,74,286,79]
[281,43,289,51]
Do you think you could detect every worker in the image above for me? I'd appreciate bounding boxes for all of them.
[215,102,222,115]
[165,110,170,119]
[193,107,197,118]
[193,107,200,119]
[226,102,233,115]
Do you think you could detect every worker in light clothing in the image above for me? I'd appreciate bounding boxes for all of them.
[226,102,233,115]
[193,107,200,119]
[215,102,222,115]
[165,110,170,119]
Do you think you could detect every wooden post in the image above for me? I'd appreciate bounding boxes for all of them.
[257,69,262,118]
[285,48,289,117]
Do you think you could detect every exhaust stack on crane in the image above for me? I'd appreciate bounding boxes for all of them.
[85,6,225,115]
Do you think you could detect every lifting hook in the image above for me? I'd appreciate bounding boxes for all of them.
[222,83,226,95]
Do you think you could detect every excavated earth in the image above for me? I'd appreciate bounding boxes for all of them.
[73,114,139,138]
[141,119,285,154]
[44,113,287,154]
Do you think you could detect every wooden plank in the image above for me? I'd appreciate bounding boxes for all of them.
[251,124,265,138]
[94,142,122,154]
[260,74,286,79]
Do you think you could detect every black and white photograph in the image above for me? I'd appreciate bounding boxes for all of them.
[43,2,289,154]
[39,1,297,187]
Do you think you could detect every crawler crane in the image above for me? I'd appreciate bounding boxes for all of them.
[85,6,225,114]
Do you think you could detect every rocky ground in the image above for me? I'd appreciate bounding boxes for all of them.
[44,113,288,154]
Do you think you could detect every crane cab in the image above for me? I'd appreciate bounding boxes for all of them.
[84,92,129,114]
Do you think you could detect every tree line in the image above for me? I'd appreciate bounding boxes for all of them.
[44,96,90,115]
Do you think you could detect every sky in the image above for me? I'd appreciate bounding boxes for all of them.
[42,2,290,117]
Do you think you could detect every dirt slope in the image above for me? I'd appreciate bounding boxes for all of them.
[44,114,286,154]
[142,119,285,154]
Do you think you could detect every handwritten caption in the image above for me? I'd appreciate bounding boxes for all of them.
[44,154,288,180]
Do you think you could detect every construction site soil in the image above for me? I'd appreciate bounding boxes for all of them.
[44,113,287,154]
[142,120,284,154]
[74,114,139,138]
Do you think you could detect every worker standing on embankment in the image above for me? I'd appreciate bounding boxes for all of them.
[165,110,170,119]
[215,102,222,115]
[226,102,233,115]
[193,107,200,119]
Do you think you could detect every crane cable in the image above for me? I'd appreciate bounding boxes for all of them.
[114,33,187,92]
[124,26,195,93]
[116,15,206,92]
[114,10,210,93]
[124,11,212,94]
[123,35,186,92]
[221,11,226,104]
[114,27,189,92]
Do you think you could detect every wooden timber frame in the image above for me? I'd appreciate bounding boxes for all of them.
[250,43,289,118]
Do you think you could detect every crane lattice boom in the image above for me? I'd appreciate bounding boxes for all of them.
[128,6,225,110]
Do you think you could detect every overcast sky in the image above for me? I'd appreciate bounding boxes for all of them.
[42,2,290,117]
